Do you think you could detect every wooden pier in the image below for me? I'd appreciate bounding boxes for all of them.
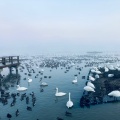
[0,56,20,74]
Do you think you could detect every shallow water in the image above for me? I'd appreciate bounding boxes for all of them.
[0,58,120,120]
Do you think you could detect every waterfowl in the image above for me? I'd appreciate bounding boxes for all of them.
[87,82,95,89]
[40,82,48,86]
[95,74,99,79]
[28,78,32,83]
[104,67,109,72]
[7,113,12,120]
[16,85,27,91]
[66,92,73,108]
[27,106,32,111]
[83,86,95,92]
[89,76,95,81]
[72,77,77,84]
[108,90,120,97]
[55,88,66,96]
[40,69,44,72]
[95,70,101,74]
[15,109,19,117]
[108,74,114,77]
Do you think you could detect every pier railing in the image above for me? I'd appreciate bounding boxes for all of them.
[0,56,20,69]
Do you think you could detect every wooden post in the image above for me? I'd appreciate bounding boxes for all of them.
[2,57,6,65]
[11,57,13,64]
[9,67,12,74]
[17,56,19,63]
[9,56,11,62]
[16,66,18,74]
[2,58,4,64]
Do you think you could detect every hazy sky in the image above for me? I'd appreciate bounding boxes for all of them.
[0,0,120,55]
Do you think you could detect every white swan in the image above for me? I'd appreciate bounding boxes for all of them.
[72,77,77,84]
[66,92,73,108]
[108,90,120,97]
[108,74,114,77]
[71,63,75,66]
[91,69,96,73]
[87,82,95,89]
[55,88,66,96]
[40,69,44,72]
[84,86,95,92]
[40,82,48,86]
[95,70,102,74]
[108,65,115,70]
[89,76,95,81]
[115,67,120,71]
[16,85,27,91]
[117,68,120,71]
[104,67,109,72]
[95,74,99,79]
[28,78,32,83]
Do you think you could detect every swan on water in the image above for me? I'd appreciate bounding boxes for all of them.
[55,88,66,96]
[84,86,95,92]
[108,90,120,97]
[40,69,44,72]
[16,85,27,91]
[87,82,95,89]
[71,63,75,66]
[72,77,77,84]
[40,82,48,86]
[66,92,73,108]
[28,78,32,83]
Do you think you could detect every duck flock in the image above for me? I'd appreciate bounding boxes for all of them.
[0,53,120,120]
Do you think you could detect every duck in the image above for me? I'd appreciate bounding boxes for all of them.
[66,92,73,108]
[16,85,27,91]
[72,77,77,84]
[27,106,32,111]
[15,109,19,117]
[55,88,66,96]
[7,113,12,120]
[28,78,32,83]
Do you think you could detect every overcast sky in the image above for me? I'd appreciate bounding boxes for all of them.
[0,0,120,55]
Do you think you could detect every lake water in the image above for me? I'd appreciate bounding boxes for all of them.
[0,55,120,120]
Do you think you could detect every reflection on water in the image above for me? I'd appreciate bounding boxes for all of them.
[0,73,21,90]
